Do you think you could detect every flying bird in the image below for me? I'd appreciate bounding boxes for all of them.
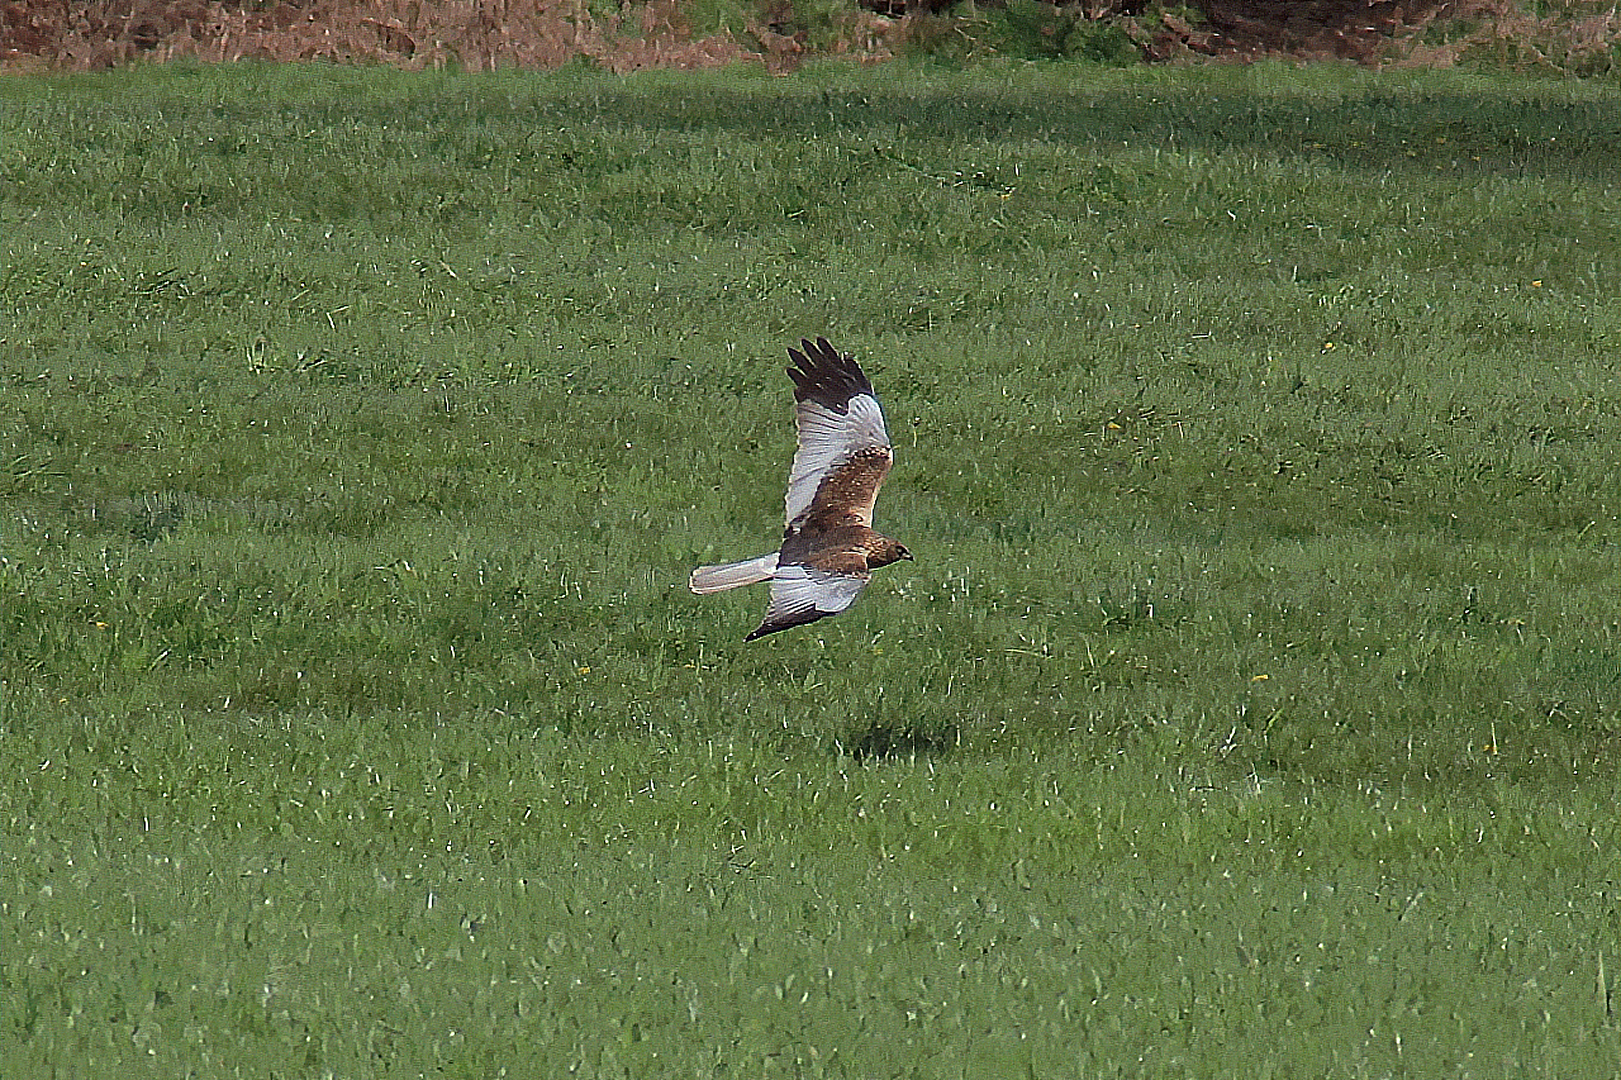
[690,337,912,641]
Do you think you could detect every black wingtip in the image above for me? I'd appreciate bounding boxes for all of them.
[785,336,873,412]
[744,619,786,642]
[745,607,835,642]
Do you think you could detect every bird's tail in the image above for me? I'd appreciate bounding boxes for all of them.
[689,553,779,594]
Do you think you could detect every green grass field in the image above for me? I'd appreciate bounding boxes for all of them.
[4,58,1621,1076]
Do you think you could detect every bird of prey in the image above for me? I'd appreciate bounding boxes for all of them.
[690,337,912,641]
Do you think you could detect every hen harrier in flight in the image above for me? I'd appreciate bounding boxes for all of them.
[690,337,911,641]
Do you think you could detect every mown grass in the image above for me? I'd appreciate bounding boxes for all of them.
[4,59,1621,1075]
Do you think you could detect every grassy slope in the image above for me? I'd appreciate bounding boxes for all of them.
[3,60,1621,1075]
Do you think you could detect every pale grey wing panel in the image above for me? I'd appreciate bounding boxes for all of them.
[783,393,890,527]
[745,564,869,640]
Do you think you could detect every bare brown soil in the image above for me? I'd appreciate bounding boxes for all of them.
[1,0,1615,74]
[0,0,866,74]
[1139,1,1619,68]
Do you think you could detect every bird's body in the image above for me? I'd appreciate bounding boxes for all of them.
[690,337,911,641]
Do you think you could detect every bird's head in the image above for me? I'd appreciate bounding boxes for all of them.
[870,539,912,568]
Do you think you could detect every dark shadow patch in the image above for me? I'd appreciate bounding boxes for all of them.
[845,720,959,763]
[127,493,186,543]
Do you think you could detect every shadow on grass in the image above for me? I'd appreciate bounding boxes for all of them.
[845,719,961,762]
[322,78,1621,183]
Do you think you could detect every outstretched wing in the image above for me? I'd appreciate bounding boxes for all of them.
[783,338,893,531]
[744,562,870,641]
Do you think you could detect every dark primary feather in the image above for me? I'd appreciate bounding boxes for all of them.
[744,603,836,641]
[787,337,874,414]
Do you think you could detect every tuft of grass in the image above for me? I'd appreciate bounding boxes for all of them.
[4,60,1621,1075]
